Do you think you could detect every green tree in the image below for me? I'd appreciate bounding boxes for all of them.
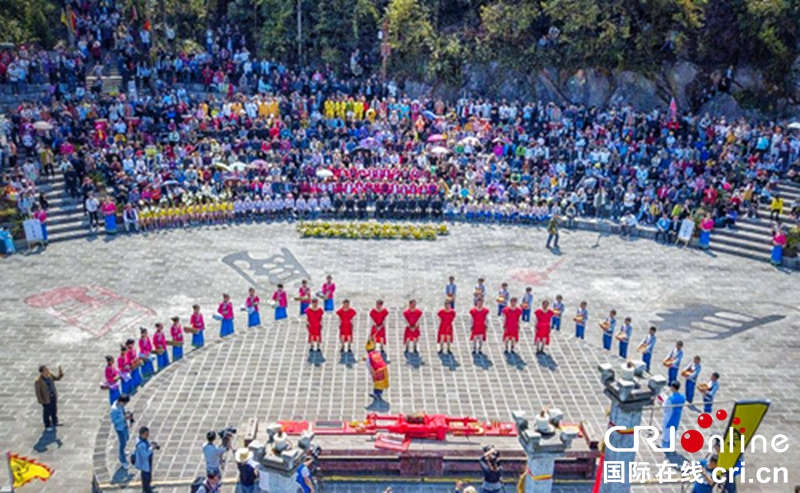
[384,0,435,79]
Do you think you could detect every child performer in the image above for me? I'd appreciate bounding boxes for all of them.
[218,293,235,337]
[521,287,533,323]
[138,327,155,379]
[117,345,133,396]
[336,299,356,352]
[436,300,456,354]
[574,301,588,339]
[298,280,312,316]
[273,284,288,320]
[124,339,142,389]
[153,323,169,370]
[496,283,509,317]
[473,278,486,306]
[306,298,324,352]
[444,276,457,309]
[105,355,121,404]
[369,300,389,352]
[551,294,564,331]
[189,304,205,348]
[469,298,489,354]
[170,316,184,361]
[502,297,523,353]
[600,309,617,351]
[534,300,554,354]
[616,317,633,358]
[321,276,336,312]
[403,299,423,354]
[245,288,261,328]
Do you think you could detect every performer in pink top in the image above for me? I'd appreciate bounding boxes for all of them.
[138,327,155,379]
[102,198,117,235]
[117,345,133,396]
[104,355,120,404]
[189,304,205,347]
[153,322,169,370]
[298,280,312,315]
[217,293,235,337]
[124,338,142,389]
[245,288,261,328]
[272,284,288,320]
[321,275,336,312]
[170,316,185,361]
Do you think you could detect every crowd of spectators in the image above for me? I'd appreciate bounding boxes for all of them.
[1,6,799,247]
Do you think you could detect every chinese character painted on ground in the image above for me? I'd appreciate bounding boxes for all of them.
[604,461,625,483]
[655,461,678,483]
[680,460,704,483]
[629,462,652,483]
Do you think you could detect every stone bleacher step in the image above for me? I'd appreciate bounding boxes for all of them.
[710,243,772,263]
[711,235,773,254]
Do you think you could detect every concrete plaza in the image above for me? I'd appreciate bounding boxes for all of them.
[0,221,797,492]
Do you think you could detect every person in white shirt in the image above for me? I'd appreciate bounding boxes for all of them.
[86,193,100,230]
[123,204,139,232]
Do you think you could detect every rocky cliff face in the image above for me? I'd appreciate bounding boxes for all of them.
[404,59,800,120]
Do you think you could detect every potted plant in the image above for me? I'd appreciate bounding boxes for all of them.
[785,227,800,258]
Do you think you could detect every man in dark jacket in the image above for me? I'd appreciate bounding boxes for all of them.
[34,365,64,431]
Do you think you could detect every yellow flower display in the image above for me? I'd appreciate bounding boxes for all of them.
[296,221,448,241]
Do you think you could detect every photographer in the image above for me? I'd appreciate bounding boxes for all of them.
[479,446,503,492]
[134,426,159,493]
[109,395,133,470]
[202,430,228,476]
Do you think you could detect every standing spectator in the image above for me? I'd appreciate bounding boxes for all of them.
[134,426,159,493]
[235,448,258,493]
[34,364,64,432]
[203,430,227,476]
[545,214,560,249]
[295,455,315,493]
[86,192,100,231]
[770,195,784,222]
[110,395,132,470]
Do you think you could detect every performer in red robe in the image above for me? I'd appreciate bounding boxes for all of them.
[306,298,324,352]
[403,299,423,353]
[469,298,489,354]
[365,339,389,402]
[534,300,554,354]
[336,299,357,353]
[369,300,389,351]
[502,297,522,353]
[436,301,456,354]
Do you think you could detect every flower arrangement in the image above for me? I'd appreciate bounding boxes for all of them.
[297,221,448,241]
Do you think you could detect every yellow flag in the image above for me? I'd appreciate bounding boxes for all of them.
[718,400,770,471]
[9,453,53,488]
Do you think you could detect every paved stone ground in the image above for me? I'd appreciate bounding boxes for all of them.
[0,221,798,492]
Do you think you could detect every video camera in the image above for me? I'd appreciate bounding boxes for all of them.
[218,426,237,447]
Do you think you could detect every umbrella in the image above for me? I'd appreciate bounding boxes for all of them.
[430,146,451,156]
[231,162,247,172]
[422,110,437,120]
[459,136,480,147]
[352,146,373,153]
[162,180,180,186]
[33,121,54,131]
[316,169,334,179]
[788,122,800,130]
[214,162,232,172]
[428,134,445,143]
[359,137,379,148]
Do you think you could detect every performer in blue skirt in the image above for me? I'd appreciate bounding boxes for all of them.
[170,317,185,361]
[103,198,117,235]
[117,346,132,396]
[551,294,564,330]
[153,323,169,370]
[273,284,288,320]
[574,301,588,339]
[217,294,235,337]
[190,305,205,347]
[245,288,261,327]
[125,339,142,389]
[771,228,786,266]
[321,275,336,312]
[298,280,311,316]
[105,355,121,405]
[138,327,155,380]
